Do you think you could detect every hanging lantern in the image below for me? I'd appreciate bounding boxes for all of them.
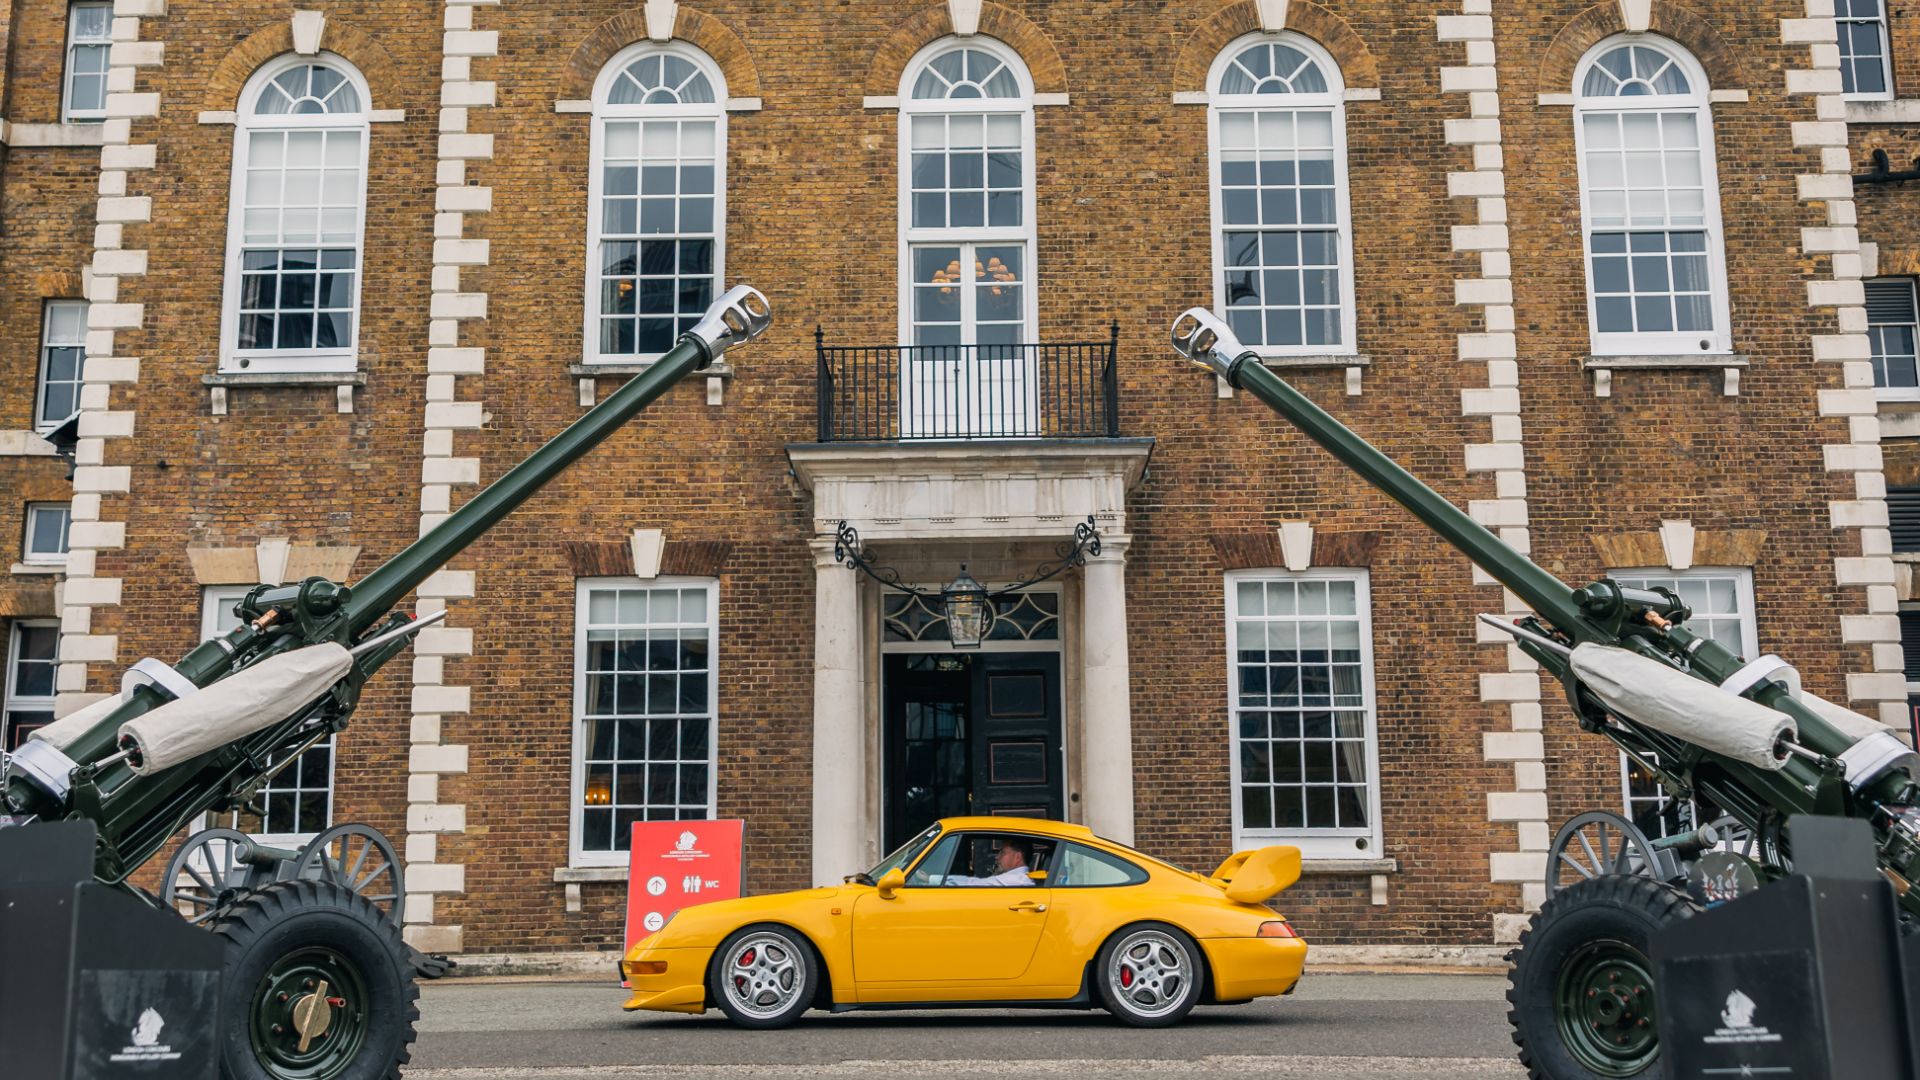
[941,566,992,649]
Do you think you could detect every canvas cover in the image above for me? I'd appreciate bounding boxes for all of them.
[28,693,129,752]
[1792,690,1887,746]
[116,643,352,774]
[1570,643,1796,771]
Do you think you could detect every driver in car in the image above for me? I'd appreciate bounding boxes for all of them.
[946,838,1037,887]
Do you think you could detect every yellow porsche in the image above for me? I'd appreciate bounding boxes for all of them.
[619,816,1307,1028]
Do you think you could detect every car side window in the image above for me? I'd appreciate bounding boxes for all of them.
[905,833,964,886]
[1054,841,1148,888]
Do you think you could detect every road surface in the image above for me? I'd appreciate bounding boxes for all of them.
[404,972,1526,1080]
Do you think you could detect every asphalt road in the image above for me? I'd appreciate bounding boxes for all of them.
[404,973,1527,1080]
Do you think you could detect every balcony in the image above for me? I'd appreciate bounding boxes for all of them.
[813,326,1122,442]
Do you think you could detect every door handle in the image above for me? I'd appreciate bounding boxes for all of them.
[1008,901,1047,913]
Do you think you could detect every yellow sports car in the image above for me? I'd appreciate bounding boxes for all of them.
[620,816,1307,1028]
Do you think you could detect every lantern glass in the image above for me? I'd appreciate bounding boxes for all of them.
[942,568,991,649]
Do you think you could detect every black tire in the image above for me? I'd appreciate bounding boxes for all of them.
[1507,874,1699,1080]
[210,879,419,1080]
[1093,922,1205,1027]
[707,924,820,1029]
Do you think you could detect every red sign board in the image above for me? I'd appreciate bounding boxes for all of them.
[624,819,745,957]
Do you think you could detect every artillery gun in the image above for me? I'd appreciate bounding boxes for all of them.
[0,286,771,1080]
[1168,307,1920,1078]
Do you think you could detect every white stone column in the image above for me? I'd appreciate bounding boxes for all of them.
[811,540,866,885]
[1079,537,1134,844]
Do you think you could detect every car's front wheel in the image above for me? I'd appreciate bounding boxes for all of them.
[1095,923,1204,1027]
[707,924,819,1029]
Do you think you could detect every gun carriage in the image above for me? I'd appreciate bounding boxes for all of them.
[0,287,771,1080]
[1168,307,1920,1079]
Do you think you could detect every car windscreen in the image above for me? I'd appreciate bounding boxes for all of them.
[864,823,941,881]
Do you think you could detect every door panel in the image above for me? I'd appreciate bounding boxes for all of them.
[851,887,1053,997]
[969,654,1064,821]
[883,655,973,853]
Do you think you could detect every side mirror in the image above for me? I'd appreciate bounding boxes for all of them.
[876,867,906,899]
[1026,870,1048,883]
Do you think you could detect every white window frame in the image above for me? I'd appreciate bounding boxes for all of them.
[199,584,334,846]
[23,503,71,567]
[34,300,88,433]
[1610,568,1758,838]
[569,576,720,868]
[1206,32,1357,358]
[218,54,372,375]
[582,41,728,366]
[1838,0,1895,102]
[4,620,58,751]
[896,36,1040,348]
[1573,36,1732,357]
[1224,568,1383,858]
[1867,277,1920,401]
[61,2,112,123]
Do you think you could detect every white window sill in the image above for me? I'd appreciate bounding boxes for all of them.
[1217,353,1369,398]
[11,562,66,575]
[552,866,630,883]
[1846,99,1917,123]
[203,371,366,416]
[1583,353,1749,398]
[0,121,107,148]
[0,430,59,457]
[572,360,735,407]
[1300,857,1398,874]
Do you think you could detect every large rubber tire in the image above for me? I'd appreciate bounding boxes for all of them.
[707,923,820,1030]
[210,879,420,1080]
[1507,874,1699,1080]
[1093,922,1205,1028]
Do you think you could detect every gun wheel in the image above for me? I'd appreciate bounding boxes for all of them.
[1508,874,1699,1080]
[1547,811,1660,897]
[211,879,418,1080]
[162,827,259,925]
[295,823,404,928]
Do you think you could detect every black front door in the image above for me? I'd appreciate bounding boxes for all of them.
[882,652,1064,851]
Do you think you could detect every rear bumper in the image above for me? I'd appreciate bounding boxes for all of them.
[1201,936,1308,1001]
[619,946,713,1013]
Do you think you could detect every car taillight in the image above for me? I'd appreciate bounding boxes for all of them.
[1258,921,1297,938]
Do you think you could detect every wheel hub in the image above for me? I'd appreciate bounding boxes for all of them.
[251,947,368,1079]
[1556,940,1659,1076]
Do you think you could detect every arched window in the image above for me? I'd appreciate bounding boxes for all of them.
[1209,35,1354,355]
[898,40,1036,436]
[587,44,726,363]
[222,57,370,373]
[1574,38,1730,356]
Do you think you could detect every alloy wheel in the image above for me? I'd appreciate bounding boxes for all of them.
[723,932,806,1019]
[1106,929,1190,1019]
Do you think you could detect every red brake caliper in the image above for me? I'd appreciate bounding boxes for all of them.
[1120,967,1134,988]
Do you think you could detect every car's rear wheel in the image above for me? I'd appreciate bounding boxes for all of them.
[707,924,818,1029]
[1095,923,1204,1027]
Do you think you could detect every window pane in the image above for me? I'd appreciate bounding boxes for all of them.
[576,583,718,853]
[596,116,718,358]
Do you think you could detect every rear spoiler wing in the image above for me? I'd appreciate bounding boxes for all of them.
[1209,845,1303,903]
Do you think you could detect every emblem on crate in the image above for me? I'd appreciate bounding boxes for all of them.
[1704,989,1782,1047]
[108,1006,181,1064]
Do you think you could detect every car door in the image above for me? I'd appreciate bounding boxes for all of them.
[1022,840,1153,990]
[851,832,1052,1000]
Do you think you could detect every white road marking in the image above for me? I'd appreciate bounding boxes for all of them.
[405,1054,1526,1078]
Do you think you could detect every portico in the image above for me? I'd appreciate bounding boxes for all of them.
[789,439,1153,885]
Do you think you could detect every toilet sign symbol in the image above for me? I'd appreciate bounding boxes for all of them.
[646,875,667,896]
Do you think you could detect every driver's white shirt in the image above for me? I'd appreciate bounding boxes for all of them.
[946,865,1035,887]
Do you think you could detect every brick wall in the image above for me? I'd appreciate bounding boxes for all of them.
[0,0,1894,952]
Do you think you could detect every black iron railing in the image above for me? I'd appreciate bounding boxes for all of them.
[815,325,1121,442]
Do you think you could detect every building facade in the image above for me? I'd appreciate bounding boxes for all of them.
[0,0,1910,956]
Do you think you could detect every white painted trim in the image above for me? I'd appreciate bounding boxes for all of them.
[7,122,110,147]
[1848,99,1920,123]
[368,109,406,124]
[61,3,113,123]
[1032,92,1069,107]
[555,99,593,114]
[724,96,762,112]
[217,53,373,375]
[22,503,73,566]
[1344,88,1382,102]
[1835,3,1894,103]
[197,110,237,125]
[290,10,325,56]
[1572,35,1733,357]
[1707,89,1749,104]
[1537,92,1575,106]
[1172,90,1209,106]
[1223,568,1385,859]
[1257,0,1289,32]
[582,40,728,366]
[568,576,720,869]
[1205,32,1359,359]
[947,0,982,37]
[863,95,901,110]
[896,36,1041,396]
[645,0,676,42]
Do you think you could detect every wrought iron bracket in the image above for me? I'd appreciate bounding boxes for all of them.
[832,516,1102,600]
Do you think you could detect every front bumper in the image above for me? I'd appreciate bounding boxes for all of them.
[1201,936,1309,1001]
[619,946,714,1013]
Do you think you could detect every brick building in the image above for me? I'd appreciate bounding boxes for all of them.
[0,0,1912,957]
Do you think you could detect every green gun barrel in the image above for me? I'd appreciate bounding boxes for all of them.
[1169,307,1920,869]
[3,286,770,883]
